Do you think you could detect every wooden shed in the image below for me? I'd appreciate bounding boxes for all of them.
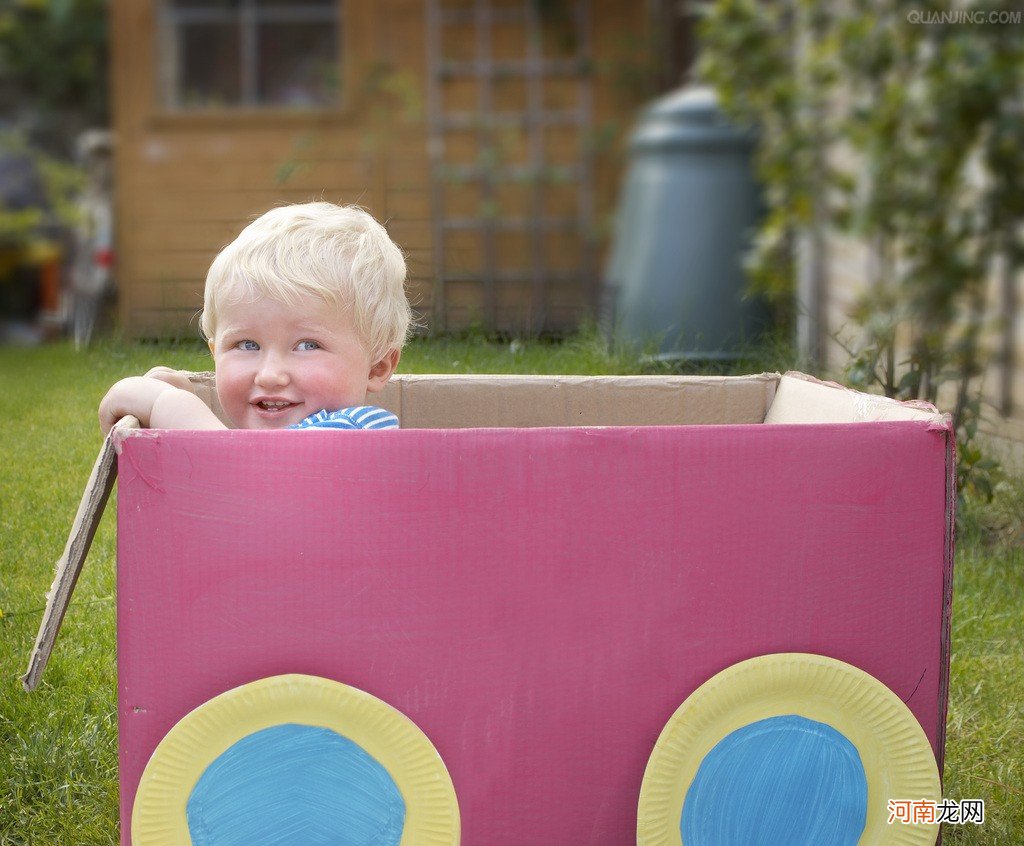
[110,0,687,337]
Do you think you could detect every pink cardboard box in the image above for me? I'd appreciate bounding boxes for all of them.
[112,373,952,844]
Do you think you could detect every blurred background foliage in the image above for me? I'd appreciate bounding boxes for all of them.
[0,0,109,350]
[0,0,106,246]
[0,0,108,155]
[699,0,1024,501]
[0,131,83,243]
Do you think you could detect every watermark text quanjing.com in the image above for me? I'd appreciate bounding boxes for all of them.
[907,8,1022,24]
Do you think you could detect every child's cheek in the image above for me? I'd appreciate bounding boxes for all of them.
[214,364,246,425]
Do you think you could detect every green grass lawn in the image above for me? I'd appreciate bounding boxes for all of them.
[1,338,1021,844]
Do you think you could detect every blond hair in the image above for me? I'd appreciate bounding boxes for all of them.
[201,202,411,361]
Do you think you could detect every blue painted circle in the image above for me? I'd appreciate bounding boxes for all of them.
[680,715,867,846]
[186,723,405,846]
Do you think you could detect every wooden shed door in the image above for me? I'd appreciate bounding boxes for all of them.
[426,0,596,334]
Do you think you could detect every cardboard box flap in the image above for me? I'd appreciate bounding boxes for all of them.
[391,373,779,428]
[764,372,949,426]
[186,372,229,426]
[22,415,140,692]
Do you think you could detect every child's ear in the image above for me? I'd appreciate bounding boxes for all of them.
[366,349,401,394]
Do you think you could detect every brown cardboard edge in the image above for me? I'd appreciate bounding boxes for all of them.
[761,374,778,420]
[186,371,230,425]
[391,372,781,428]
[22,416,141,692]
[180,371,781,429]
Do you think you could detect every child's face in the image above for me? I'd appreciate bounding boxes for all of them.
[210,293,396,429]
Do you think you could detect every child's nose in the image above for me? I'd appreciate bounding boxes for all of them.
[254,353,290,387]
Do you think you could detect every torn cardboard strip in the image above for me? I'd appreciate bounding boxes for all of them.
[22,415,139,692]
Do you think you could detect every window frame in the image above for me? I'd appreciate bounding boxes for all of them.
[157,0,344,113]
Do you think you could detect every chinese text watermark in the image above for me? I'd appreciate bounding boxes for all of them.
[888,799,985,825]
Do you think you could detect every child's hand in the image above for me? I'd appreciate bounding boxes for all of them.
[99,376,226,434]
[99,377,172,433]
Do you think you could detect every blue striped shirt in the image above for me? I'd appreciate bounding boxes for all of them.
[288,406,399,430]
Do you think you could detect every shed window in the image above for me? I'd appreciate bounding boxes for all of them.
[159,1,340,109]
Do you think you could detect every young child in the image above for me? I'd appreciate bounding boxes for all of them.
[99,202,410,433]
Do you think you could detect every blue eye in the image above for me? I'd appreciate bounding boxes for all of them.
[297,340,321,351]
[236,340,259,351]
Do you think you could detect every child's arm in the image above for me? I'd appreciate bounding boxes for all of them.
[99,376,226,434]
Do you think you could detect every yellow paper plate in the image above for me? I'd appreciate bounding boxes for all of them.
[132,674,460,845]
[637,653,940,846]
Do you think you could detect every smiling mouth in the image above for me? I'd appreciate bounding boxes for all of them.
[253,400,299,412]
